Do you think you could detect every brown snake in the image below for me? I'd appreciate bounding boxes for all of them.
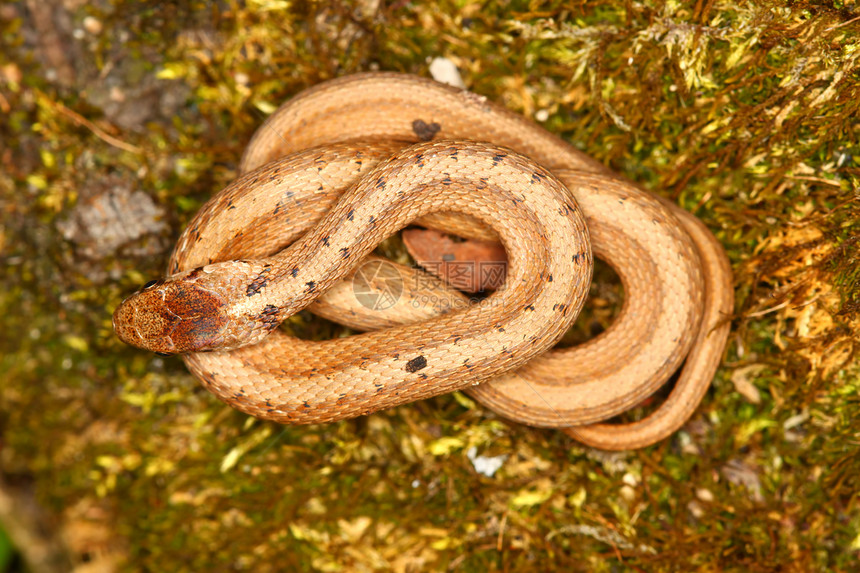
[113,73,733,450]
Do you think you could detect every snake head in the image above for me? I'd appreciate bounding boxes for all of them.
[113,270,233,354]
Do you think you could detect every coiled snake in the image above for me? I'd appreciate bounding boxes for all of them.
[113,73,733,450]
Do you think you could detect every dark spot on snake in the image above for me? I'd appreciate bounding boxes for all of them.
[412,119,441,141]
[257,304,280,330]
[376,177,386,189]
[347,209,354,221]
[186,267,204,280]
[492,153,506,165]
[261,304,278,315]
[497,326,505,332]
[246,265,271,297]
[405,355,427,373]
[572,253,581,263]
[322,236,330,247]
[368,215,376,225]
[547,274,553,282]
[418,373,428,380]
[339,247,350,258]
[303,401,311,408]
[524,304,535,311]
[305,281,316,292]
[291,267,299,277]
[554,303,567,312]
[442,177,452,185]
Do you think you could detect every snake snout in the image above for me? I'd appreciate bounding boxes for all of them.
[112,298,142,348]
[113,280,230,354]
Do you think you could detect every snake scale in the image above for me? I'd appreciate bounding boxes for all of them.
[113,73,733,450]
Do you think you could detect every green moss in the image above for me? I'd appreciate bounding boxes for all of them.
[1,0,859,571]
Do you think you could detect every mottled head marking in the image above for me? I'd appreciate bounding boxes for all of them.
[113,260,276,354]
[113,275,230,354]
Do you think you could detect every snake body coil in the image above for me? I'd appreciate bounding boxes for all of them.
[113,73,733,450]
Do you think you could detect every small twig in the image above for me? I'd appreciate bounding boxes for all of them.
[745,300,789,318]
[786,175,843,187]
[496,511,508,551]
[46,97,143,154]
[746,294,821,319]
[825,15,860,31]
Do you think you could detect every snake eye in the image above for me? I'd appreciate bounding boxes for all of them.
[142,279,161,290]
[155,351,173,357]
